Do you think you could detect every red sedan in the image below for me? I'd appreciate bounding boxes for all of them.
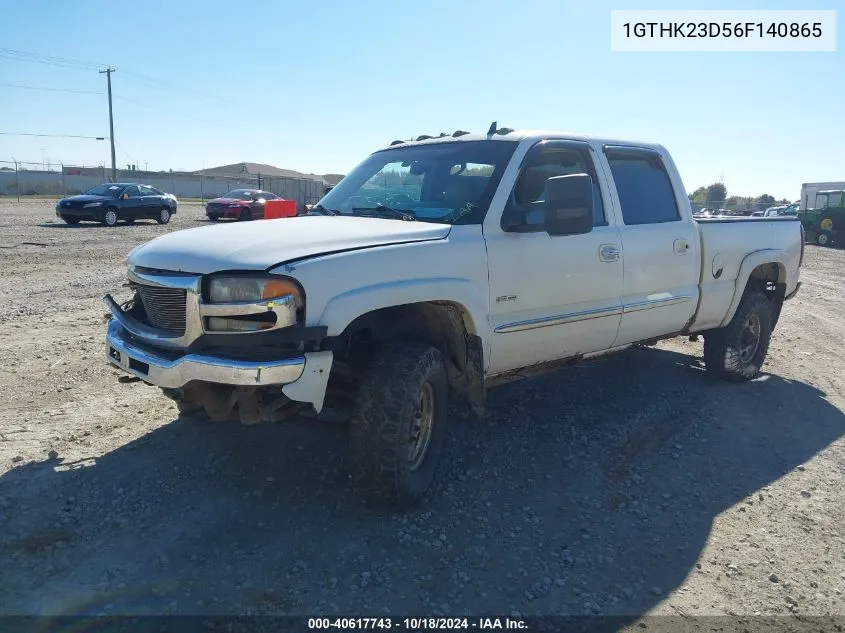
[205,189,281,221]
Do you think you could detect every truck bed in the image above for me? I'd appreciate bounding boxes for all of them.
[689,216,803,332]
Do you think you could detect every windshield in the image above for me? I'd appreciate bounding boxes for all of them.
[223,189,257,200]
[84,184,124,197]
[316,140,518,224]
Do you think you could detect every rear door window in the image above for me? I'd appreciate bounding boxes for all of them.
[604,150,680,225]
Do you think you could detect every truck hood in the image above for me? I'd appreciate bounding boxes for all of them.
[128,216,452,274]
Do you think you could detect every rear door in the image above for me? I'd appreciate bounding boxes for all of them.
[138,185,161,217]
[600,146,700,347]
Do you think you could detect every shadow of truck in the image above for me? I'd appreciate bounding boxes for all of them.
[1,345,842,623]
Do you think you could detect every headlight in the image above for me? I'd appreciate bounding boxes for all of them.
[208,275,302,307]
[83,201,103,208]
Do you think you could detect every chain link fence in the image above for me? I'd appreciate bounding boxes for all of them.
[0,160,327,210]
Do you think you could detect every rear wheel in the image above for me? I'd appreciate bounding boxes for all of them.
[102,208,119,227]
[61,215,80,225]
[703,291,773,382]
[819,215,835,232]
[157,207,171,225]
[349,341,449,508]
[239,208,251,221]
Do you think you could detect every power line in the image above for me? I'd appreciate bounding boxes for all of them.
[1,46,267,114]
[118,72,239,107]
[0,82,102,95]
[1,47,234,106]
[0,47,103,70]
[113,95,222,126]
[0,132,107,139]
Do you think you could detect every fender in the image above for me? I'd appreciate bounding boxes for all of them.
[317,277,490,358]
[720,249,790,328]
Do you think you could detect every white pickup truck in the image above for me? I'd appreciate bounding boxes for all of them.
[104,126,804,507]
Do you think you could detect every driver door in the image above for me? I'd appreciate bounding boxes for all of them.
[483,140,624,375]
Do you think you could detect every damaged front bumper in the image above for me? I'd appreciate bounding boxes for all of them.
[106,318,307,388]
[104,300,333,412]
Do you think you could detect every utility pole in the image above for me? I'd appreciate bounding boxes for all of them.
[99,68,117,182]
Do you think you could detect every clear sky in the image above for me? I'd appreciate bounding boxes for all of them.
[0,0,842,200]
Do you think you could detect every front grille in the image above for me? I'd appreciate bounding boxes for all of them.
[135,284,187,335]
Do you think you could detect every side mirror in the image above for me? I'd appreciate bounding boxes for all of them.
[543,174,594,236]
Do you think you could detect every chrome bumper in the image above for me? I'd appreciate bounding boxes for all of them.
[105,318,305,388]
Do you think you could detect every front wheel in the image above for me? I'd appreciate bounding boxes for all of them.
[816,230,833,247]
[349,341,449,508]
[102,208,119,227]
[239,209,251,222]
[157,207,171,225]
[703,291,773,382]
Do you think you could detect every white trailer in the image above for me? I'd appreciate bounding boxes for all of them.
[801,181,845,209]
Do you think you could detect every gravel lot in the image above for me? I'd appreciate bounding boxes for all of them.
[1,201,843,627]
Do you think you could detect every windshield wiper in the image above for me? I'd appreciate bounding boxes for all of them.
[351,204,416,221]
[309,204,340,215]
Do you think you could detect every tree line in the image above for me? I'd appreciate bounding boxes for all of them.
[688,182,790,211]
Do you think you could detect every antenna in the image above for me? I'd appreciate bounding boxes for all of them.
[486,121,497,135]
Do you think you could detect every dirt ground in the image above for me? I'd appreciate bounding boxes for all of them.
[1,201,843,627]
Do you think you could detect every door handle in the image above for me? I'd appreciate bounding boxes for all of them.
[599,244,621,262]
[673,239,690,255]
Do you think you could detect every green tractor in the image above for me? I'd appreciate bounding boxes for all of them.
[799,189,845,247]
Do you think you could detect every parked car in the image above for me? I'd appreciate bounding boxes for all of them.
[205,189,281,221]
[55,183,177,226]
[103,127,803,508]
[752,206,786,218]
[781,203,800,216]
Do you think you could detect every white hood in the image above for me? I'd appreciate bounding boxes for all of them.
[128,216,451,274]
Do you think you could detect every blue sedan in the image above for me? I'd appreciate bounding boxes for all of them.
[55,183,178,227]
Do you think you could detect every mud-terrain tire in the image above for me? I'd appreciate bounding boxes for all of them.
[349,341,449,509]
[704,291,772,382]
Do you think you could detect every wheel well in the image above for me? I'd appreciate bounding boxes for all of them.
[327,301,484,410]
[744,262,787,327]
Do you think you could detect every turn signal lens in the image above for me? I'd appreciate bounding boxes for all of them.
[262,279,302,306]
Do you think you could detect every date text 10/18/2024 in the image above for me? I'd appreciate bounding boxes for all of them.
[308,617,528,630]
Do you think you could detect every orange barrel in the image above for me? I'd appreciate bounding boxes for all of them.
[264,199,297,219]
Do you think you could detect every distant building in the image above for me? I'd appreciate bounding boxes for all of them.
[195,162,343,189]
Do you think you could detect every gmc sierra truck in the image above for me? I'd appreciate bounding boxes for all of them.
[103,126,804,508]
